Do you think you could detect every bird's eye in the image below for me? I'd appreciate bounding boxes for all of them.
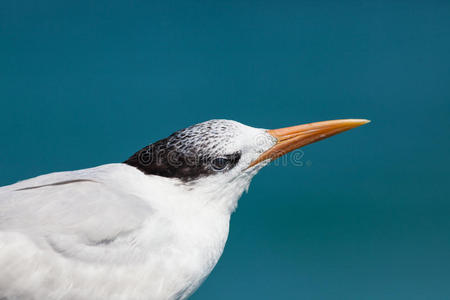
[211,157,229,171]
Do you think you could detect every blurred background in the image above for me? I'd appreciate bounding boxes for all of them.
[1,1,449,299]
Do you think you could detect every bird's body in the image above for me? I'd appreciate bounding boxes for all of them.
[0,119,369,300]
[0,163,240,300]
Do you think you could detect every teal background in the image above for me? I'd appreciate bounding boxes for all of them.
[1,1,449,299]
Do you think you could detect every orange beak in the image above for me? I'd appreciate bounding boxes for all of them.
[248,119,370,168]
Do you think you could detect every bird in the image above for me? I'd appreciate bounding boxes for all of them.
[0,118,369,300]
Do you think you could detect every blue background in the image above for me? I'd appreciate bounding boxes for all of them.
[1,1,449,299]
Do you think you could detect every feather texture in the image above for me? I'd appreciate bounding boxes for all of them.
[0,164,231,300]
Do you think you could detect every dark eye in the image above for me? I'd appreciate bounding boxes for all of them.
[211,157,229,171]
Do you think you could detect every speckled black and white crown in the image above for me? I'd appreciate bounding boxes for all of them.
[124,120,244,182]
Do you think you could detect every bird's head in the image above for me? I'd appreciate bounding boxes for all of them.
[125,119,369,211]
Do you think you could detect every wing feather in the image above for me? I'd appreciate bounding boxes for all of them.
[0,176,153,263]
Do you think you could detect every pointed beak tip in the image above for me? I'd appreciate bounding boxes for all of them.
[350,118,371,127]
[359,118,371,124]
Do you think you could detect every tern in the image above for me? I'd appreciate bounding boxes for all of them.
[0,118,369,300]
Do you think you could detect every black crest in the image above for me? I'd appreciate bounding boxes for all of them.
[124,120,242,182]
